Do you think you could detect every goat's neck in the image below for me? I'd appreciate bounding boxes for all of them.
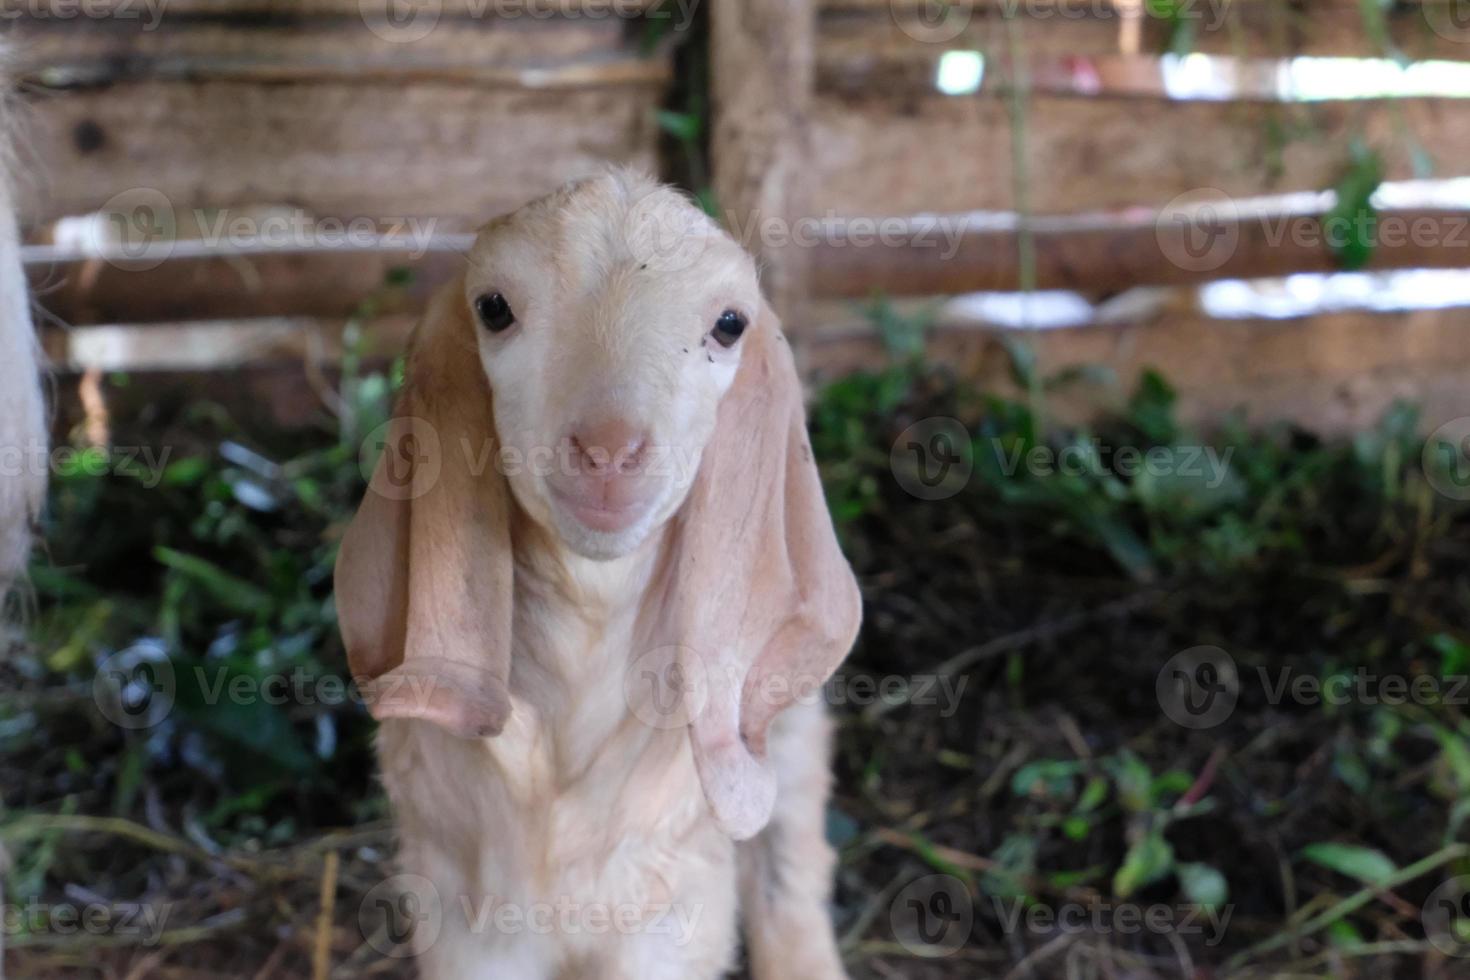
[505,518,677,779]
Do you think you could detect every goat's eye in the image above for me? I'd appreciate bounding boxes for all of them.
[710,310,747,348]
[475,292,515,333]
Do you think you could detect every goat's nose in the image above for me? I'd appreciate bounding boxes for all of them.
[568,418,647,475]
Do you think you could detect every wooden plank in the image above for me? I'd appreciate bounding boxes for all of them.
[1179,7,1469,60]
[710,0,815,320]
[44,364,371,432]
[806,207,1470,295]
[41,314,416,371]
[808,94,1470,217]
[38,302,1470,439]
[27,245,464,325]
[12,17,636,87]
[819,47,1470,100]
[820,7,1128,61]
[819,3,1470,61]
[29,202,1470,322]
[22,79,662,229]
[13,0,668,14]
[804,303,1470,435]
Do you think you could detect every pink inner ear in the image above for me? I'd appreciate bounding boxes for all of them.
[336,277,519,746]
[687,680,778,841]
[664,312,862,842]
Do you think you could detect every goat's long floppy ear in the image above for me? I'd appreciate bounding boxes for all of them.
[666,305,862,840]
[334,278,514,739]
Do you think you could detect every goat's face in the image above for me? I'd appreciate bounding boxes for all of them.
[464,174,762,561]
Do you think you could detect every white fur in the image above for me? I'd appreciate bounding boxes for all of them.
[365,173,851,978]
[0,172,42,590]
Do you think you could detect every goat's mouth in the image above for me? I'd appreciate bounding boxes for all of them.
[547,481,659,536]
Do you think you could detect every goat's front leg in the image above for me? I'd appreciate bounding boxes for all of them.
[416,928,554,980]
[573,848,741,980]
[737,701,849,980]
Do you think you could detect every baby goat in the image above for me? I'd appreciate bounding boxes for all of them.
[336,172,861,978]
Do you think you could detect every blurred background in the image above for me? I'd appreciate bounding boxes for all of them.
[4,1,1470,977]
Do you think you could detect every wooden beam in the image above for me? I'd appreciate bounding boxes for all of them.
[38,302,1470,441]
[710,0,815,321]
[12,18,644,87]
[30,201,1470,323]
[808,207,1470,296]
[16,0,667,14]
[41,315,416,371]
[27,245,465,325]
[803,303,1470,436]
[808,94,1470,217]
[819,49,1470,100]
[820,2,1470,61]
[21,78,662,229]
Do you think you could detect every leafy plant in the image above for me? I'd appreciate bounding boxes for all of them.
[1327,140,1383,272]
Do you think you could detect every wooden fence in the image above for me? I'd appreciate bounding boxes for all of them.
[14,0,1470,432]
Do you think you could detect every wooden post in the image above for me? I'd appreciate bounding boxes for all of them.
[710,0,815,328]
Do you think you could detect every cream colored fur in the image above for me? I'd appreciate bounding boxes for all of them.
[0,175,42,592]
[0,87,43,980]
[336,172,860,977]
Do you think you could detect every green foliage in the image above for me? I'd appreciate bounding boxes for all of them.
[1300,842,1398,886]
[1327,140,1383,272]
[815,303,1470,946]
[5,334,397,841]
[811,319,1442,589]
[1143,0,1197,55]
[1002,745,1222,906]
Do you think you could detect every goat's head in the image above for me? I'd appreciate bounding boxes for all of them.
[463,173,760,559]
